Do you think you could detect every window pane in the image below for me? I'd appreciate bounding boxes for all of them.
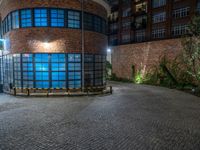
[21,9,32,27]
[51,9,64,27]
[34,9,48,27]
[68,11,80,28]
[35,54,48,62]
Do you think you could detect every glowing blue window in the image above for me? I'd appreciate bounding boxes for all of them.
[51,54,65,62]
[68,11,80,28]
[52,63,65,71]
[51,9,65,27]
[36,72,49,80]
[23,63,33,71]
[52,72,66,80]
[23,72,34,80]
[36,81,49,88]
[12,11,19,29]
[35,54,48,62]
[69,80,81,88]
[21,9,32,27]
[68,72,81,80]
[34,9,48,27]
[52,81,66,88]
[68,63,81,71]
[7,14,12,31]
[35,63,49,71]
[68,54,81,62]
[22,54,33,62]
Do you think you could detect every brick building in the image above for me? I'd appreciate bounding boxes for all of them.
[108,0,200,80]
[0,0,109,92]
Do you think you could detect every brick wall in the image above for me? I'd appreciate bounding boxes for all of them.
[0,0,108,55]
[112,38,183,79]
[4,28,107,55]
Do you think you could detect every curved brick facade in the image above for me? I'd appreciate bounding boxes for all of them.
[0,0,108,91]
[4,28,107,54]
[0,0,108,54]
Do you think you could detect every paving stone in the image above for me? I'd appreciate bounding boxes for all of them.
[0,82,200,150]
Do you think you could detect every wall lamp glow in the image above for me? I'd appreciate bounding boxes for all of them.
[107,48,111,53]
[43,42,50,48]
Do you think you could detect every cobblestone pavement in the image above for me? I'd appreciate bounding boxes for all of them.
[0,82,200,150]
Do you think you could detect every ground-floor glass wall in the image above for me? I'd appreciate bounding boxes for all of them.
[0,55,3,92]
[1,53,106,91]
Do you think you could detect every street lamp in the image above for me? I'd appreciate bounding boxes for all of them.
[79,0,87,91]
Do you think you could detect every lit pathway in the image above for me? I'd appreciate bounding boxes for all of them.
[0,82,200,150]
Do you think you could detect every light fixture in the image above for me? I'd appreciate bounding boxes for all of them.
[43,42,50,48]
[107,48,111,53]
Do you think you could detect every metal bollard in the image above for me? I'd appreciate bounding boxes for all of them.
[110,86,113,94]
[14,88,17,96]
[27,88,30,96]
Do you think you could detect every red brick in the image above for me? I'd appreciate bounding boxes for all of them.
[112,39,182,79]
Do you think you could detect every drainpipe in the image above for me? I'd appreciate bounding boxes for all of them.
[80,0,85,91]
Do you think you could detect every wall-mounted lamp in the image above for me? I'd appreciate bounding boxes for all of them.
[43,42,50,49]
[107,48,111,53]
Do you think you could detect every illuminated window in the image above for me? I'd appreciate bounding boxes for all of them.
[68,54,81,89]
[13,54,21,88]
[34,9,48,27]
[12,11,19,29]
[51,54,66,88]
[51,9,65,27]
[35,54,49,88]
[68,11,80,28]
[21,9,32,27]
[172,24,188,36]
[136,2,147,13]
[173,7,190,19]
[7,14,12,31]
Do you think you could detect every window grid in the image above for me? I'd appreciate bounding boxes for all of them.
[51,54,66,88]
[12,11,19,29]
[152,12,166,24]
[1,8,106,35]
[173,7,190,19]
[2,53,105,90]
[21,9,32,28]
[135,30,146,42]
[172,24,188,36]
[152,0,166,8]
[34,9,48,27]
[50,9,65,27]
[68,11,80,29]
[152,28,166,38]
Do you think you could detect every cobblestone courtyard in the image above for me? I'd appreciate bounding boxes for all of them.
[0,82,200,150]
